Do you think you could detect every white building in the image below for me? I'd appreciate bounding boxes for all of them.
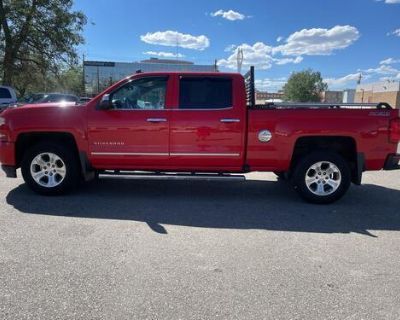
[342,89,355,103]
[84,58,217,95]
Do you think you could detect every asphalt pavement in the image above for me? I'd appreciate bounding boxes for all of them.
[1,170,400,320]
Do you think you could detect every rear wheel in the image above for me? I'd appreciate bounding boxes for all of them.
[292,151,351,204]
[21,142,80,195]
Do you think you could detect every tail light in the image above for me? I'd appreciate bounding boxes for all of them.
[389,118,400,143]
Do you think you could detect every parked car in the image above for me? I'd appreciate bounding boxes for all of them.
[0,67,399,203]
[79,97,93,104]
[0,86,17,113]
[24,93,79,104]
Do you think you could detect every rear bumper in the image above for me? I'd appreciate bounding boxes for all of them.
[384,154,400,170]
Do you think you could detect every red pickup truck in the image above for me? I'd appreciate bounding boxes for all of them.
[1,67,399,203]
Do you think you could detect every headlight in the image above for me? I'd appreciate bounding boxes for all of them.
[0,117,5,126]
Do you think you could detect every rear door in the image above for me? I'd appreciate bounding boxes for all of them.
[169,75,245,170]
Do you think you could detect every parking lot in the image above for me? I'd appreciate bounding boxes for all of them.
[1,170,400,319]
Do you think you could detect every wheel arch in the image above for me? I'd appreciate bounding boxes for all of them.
[15,131,94,181]
[290,136,363,184]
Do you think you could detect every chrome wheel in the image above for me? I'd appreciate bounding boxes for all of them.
[30,152,66,188]
[305,161,342,196]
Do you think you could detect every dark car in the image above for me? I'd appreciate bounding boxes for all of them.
[79,97,93,104]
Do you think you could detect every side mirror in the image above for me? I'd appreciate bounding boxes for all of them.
[98,94,113,110]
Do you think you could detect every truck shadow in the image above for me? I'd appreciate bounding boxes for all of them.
[6,177,400,236]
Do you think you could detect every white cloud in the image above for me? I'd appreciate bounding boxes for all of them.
[363,64,400,75]
[276,36,284,42]
[388,28,400,36]
[324,73,362,88]
[273,25,360,56]
[143,51,185,58]
[255,78,287,92]
[274,56,303,65]
[140,30,210,50]
[218,42,274,70]
[211,9,246,21]
[378,0,400,3]
[224,44,237,52]
[380,57,400,65]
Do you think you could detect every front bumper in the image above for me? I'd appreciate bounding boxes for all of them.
[0,141,17,177]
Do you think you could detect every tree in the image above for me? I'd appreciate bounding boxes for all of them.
[283,69,328,102]
[0,0,86,87]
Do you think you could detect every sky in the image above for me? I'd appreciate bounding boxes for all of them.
[73,0,400,92]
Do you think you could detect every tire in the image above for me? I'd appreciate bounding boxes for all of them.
[21,142,80,195]
[292,151,351,204]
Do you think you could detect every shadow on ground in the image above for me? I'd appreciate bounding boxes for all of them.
[6,177,400,236]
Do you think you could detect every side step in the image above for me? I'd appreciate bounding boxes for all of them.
[99,170,246,181]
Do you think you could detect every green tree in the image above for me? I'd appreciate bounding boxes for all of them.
[283,69,328,102]
[0,0,86,86]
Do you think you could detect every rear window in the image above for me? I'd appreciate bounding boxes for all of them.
[179,77,232,109]
[0,88,12,99]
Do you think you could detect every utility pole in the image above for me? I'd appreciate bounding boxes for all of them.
[96,66,100,94]
[237,47,244,73]
[82,53,86,96]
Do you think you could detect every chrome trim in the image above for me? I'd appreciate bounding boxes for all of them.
[91,152,168,156]
[147,118,167,122]
[258,130,272,143]
[220,118,240,123]
[397,143,400,154]
[175,107,233,111]
[91,152,240,157]
[170,152,240,157]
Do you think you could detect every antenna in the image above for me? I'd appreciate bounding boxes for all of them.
[357,73,362,85]
[237,47,244,73]
[176,36,179,60]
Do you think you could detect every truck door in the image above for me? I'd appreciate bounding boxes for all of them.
[169,75,245,170]
[87,76,171,169]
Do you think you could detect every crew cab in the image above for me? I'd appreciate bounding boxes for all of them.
[0,67,399,203]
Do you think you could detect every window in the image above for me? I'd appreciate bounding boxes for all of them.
[110,77,168,110]
[179,77,232,109]
[0,88,12,99]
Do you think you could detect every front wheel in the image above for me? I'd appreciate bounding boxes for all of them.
[292,151,351,204]
[21,142,80,195]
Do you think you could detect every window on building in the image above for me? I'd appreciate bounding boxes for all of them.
[179,77,232,109]
[110,77,168,110]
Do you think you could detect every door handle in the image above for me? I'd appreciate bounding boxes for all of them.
[220,118,240,123]
[147,118,167,123]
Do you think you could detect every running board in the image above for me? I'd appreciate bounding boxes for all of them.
[99,171,246,181]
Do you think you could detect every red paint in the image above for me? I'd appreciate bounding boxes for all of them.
[0,71,399,175]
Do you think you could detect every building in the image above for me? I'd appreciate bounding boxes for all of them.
[255,91,284,104]
[355,81,400,108]
[342,89,355,103]
[83,58,217,95]
[321,91,344,104]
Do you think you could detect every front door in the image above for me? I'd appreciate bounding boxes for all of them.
[87,76,171,170]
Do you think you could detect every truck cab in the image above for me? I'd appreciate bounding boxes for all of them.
[88,73,247,172]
